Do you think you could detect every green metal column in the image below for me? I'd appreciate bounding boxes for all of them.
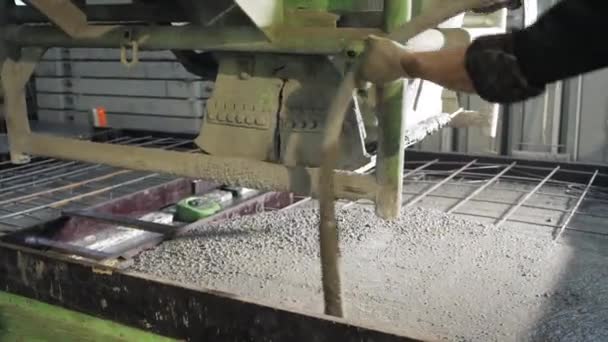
[375,0,411,219]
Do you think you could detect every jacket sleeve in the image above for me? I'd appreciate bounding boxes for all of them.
[465,0,608,103]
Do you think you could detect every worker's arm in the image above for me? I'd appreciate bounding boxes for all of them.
[359,0,608,103]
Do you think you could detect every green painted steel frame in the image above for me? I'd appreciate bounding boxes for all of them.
[3,25,378,54]
[376,0,410,218]
[0,48,378,202]
[0,1,411,219]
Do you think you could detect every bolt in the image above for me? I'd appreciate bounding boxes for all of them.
[255,117,267,126]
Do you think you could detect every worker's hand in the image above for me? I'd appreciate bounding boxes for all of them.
[357,35,415,86]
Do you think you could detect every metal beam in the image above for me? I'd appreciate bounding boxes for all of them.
[4,25,380,54]
[24,0,115,38]
[403,159,439,178]
[403,159,477,208]
[374,0,411,219]
[9,4,189,23]
[495,166,561,228]
[553,170,598,241]
[447,162,517,214]
[17,133,377,202]
[20,236,112,261]
[62,210,179,236]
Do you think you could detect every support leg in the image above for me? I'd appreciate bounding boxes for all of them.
[1,47,44,164]
[375,82,406,218]
[375,0,410,219]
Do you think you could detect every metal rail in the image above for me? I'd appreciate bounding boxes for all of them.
[0,174,160,220]
[553,170,598,241]
[405,173,608,204]
[403,160,477,208]
[0,164,114,196]
[0,158,57,175]
[408,169,603,190]
[0,136,193,230]
[63,210,179,235]
[443,210,606,238]
[21,236,113,260]
[405,159,608,178]
[402,159,439,178]
[0,161,81,185]
[340,159,438,210]
[495,166,561,228]
[447,162,517,214]
[403,188,608,219]
[0,136,134,177]
[5,25,379,55]
[0,138,187,194]
[402,189,608,221]
[0,170,132,207]
[0,137,172,197]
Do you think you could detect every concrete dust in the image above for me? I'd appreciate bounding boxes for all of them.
[131,205,608,341]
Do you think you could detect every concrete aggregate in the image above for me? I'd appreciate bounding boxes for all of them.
[131,204,608,341]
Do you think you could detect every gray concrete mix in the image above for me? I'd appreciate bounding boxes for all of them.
[130,205,608,341]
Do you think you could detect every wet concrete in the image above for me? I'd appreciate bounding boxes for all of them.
[131,205,608,341]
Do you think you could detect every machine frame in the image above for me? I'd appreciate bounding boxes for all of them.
[1,0,410,220]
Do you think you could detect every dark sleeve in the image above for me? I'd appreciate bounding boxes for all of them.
[465,0,608,103]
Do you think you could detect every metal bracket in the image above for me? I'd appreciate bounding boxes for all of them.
[196,54,283,161]
[278,55,370,169]
[120,36,139,68]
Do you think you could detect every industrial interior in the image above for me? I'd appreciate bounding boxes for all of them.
[0,0,607,341]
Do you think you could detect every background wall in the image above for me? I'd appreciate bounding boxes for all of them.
[35,48,213,135]
[417,0,608,165]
